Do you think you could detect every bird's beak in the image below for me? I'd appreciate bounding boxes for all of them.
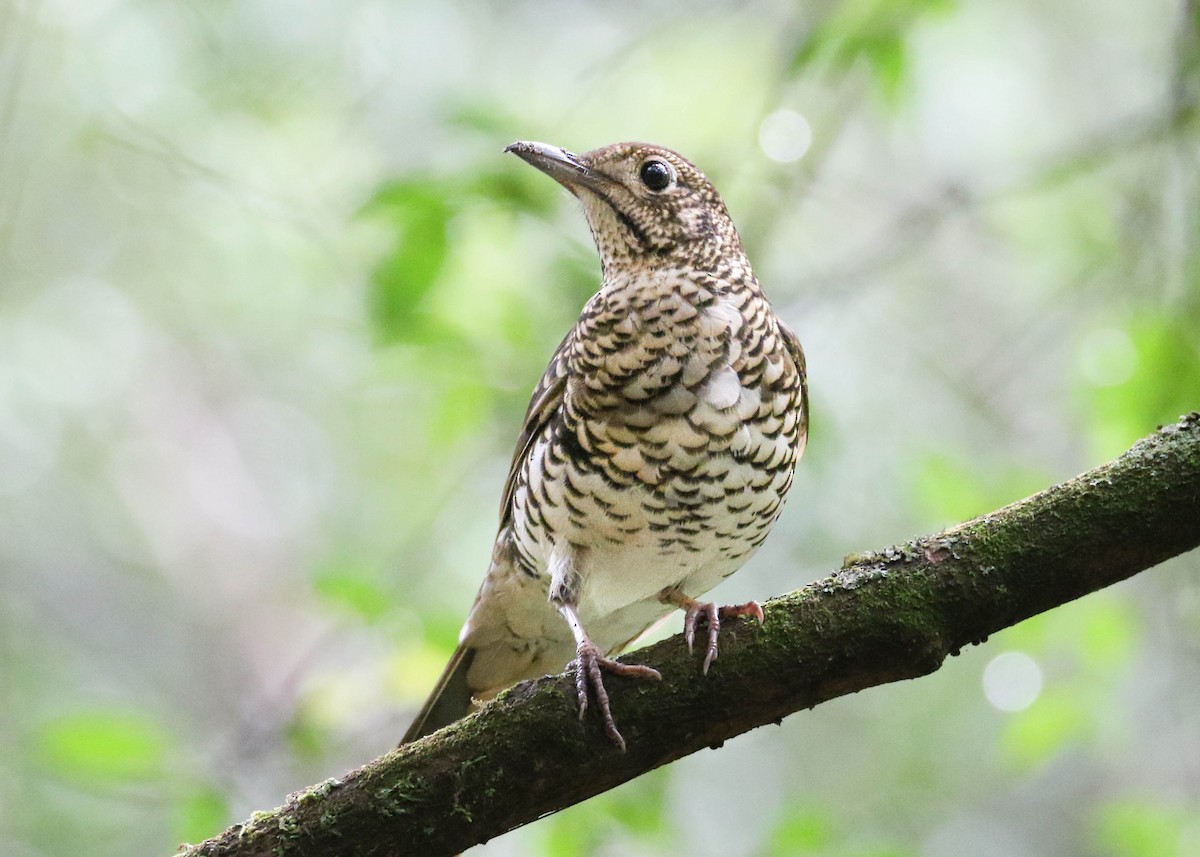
[505,141,609,195]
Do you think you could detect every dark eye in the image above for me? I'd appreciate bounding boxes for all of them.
[639,159,673,192]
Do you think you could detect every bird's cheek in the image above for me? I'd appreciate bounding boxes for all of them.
[679,206,715,241]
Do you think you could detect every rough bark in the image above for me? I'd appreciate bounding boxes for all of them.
[180,412,1200,857]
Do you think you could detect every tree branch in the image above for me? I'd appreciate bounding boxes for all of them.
[181,413,1200,857]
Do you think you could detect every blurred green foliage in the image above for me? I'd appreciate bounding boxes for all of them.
[997,596,1141,770]
[792,0,958,102]
[176,787,230,848]
[912,451,1051,525]
[1085,313,1200,458]
[767,806,834,853]
[363,180,454,344]
[1095,798,1197,857]
[36,710,169,785]
[0,1,1197,856]
[313,559,392,623]
[534,773,670,857]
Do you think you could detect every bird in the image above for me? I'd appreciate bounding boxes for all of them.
[400,140,808,750]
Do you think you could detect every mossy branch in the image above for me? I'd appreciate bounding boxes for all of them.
[180,413,1200,857]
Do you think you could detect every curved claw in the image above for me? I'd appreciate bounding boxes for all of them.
[681,603,701,652]
[571,642,662,751]
[663,590,765,675]
[720,600,765,625]
[699,602,721,674]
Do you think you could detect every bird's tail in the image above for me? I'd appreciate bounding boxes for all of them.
[399,644,476,746]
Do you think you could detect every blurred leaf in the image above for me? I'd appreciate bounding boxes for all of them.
[448,103,527,141]
[608,773,668,837]
[37,709,169,785]
[176,785,229,845]
[991,174,1124,283]
[1001,593,1140,672]
[1094,798,1193,857]
[285,707,331,761]
[1084,313,1200,458]
[389,643,456,701]
[360,158,564,349]
[790,0,958,101]
[913,452,1050,525]
[313,560,391,623]
[534,772,668,856]
[858,33,907,103]
[764,807,916,857]
[912,452,992,523]
[431,372,492,446]
[535,817,590,857]
[361,180,455,344]
[467,165,561,216]
[536,801,610,857]
[1000,691,1088,770]
[767,806,833,853]
[1077,597,1139,671]
[551,244,605,308]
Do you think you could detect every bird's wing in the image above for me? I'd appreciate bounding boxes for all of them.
[779,320,809,440]
[401,332,574,747]
[498,328,573,528]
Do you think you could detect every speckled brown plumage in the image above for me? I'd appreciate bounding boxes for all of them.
[401,141,808,749]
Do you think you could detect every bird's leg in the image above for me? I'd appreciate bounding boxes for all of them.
[557,603,662,751]
[659,588,765,674]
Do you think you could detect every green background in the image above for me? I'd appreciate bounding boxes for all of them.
[1,1,1198,855]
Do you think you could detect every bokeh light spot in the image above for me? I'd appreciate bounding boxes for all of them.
[983,651,1043,712]
[758,109,813,163]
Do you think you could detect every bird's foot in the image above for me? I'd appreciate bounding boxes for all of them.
[670,593,765,674]
[571,641,662,752]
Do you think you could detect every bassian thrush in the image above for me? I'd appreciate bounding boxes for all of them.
[401,141,808,750]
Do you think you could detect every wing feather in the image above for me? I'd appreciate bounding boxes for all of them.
[498,328,573,528]
[778,320,809,442]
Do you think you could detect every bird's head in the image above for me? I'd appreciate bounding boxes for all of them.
[506,141,744,276]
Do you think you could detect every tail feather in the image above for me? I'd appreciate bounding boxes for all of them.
[399,644,476,746]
